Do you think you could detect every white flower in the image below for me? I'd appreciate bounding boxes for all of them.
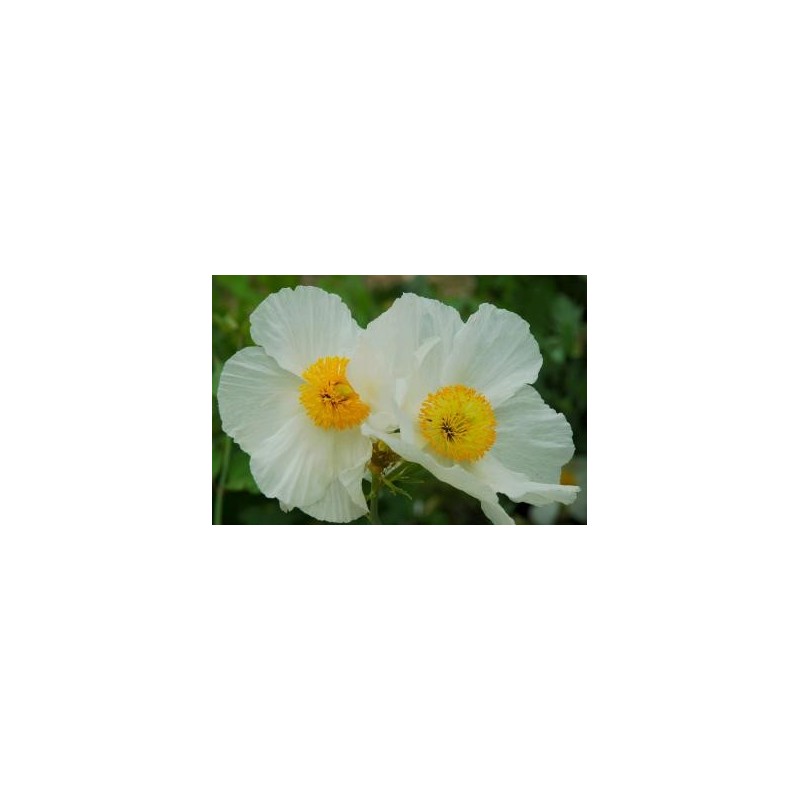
[347,293,579,525]
[217,286,372,523]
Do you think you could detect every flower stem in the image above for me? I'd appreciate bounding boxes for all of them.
[214,435,232,525]
[368,473,382,524]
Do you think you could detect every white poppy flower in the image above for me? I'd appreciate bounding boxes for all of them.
[217,286,372,523]
[347,293,580,525]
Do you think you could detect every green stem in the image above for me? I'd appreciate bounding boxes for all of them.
[368,473,382,524]
[214,435,232,525]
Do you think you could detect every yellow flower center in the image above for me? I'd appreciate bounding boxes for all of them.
[298,356,370,430]
[418,384,496,462]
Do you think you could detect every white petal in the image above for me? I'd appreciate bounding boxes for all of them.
[249,286,362,377]
[217,347,301,454]
[480,501,515,525]
[396,336,450,451]
[472,454,580,506]
[490,385,576,485]
[348,293,462,427]
[524,484,579,506]
[467,387,578,506]
[300,463,368,523]
[362,423,515,526]
[442,303,542,406]
[375,293,462,374]
[398,337,447,424]
[250,418,371,510]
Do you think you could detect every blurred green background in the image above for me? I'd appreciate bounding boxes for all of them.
[212,275,587,525]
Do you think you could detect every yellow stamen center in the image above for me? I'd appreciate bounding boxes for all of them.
[418,384,496,462]
[298,356,369,430]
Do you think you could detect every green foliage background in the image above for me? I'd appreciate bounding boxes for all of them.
[212,275,587,524]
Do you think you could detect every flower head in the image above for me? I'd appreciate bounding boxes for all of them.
[347,293,579,524]
[217,286,371,522]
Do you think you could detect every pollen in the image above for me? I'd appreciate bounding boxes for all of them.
[298,356,370,430]
[418,384,497,462]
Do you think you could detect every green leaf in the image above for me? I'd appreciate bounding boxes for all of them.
[213,275,258,303]
[551,295,583,353]
[225,445,261,493]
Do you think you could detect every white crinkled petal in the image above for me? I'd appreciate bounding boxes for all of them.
[348,293,461,426]
[395,337,451,451]
[399,337,446,422]
[219,348,371,511]
[442,303,543,406]
[480,501,515,526]
[362,423,515,525]
[247,415,329,507]
[249,286,362,377]
[339,461,371,511]
[300,463,368,523]
[300,481,361,523]
[467,384,577,507]
[217,347,302,454]
[250,418,371,510]
[471,454,580,506]
[490,385,576,485]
